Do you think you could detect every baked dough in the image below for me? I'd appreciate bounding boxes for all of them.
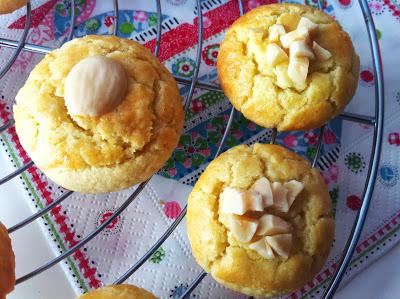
[0,221,15,299]
[14,35,184,193]
[0,0,27,14]
[76,284,158,299]
[187,143,334,297]
[217,4,359,131]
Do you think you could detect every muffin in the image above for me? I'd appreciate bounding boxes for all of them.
[0,221,15,299]
[217,4,359,131]
[0,0,27,14]
[76,284,158,299]
[14,35,184,193]
[187,143,334,297]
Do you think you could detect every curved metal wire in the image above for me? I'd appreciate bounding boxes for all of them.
[179,271,207,299]
[0,161,33,186]
[8,191,73,234]
[66,0,76,41]
[270,128,277,144]
[0,2,31,80]
[183,0,204,112]
[154,0,162,57]
[113,0,119,35]
[322,0,384,296]
[16,181,149,285]
[312,125,325,168]
[0,119,15,133]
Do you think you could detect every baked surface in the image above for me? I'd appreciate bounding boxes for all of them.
[0,221,15,299]
[217,3,359,131]
[187,143,334,297]
[0,0,27,14]
[77,284,158,299]
[14,35,184,193]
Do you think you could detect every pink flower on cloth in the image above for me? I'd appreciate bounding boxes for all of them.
[283,135,298,147]
[134,11,148,23]
[304,132,318,145]
[248,0,261,9]
[323,165,339,186]
[163,201,182,219]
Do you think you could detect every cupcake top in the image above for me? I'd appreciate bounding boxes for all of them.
[187,143,334,297]
[77,284,158,299]
[0,221,15,298]
[14,35,184,193]
[0,0,27,14]
[218,3,359,131]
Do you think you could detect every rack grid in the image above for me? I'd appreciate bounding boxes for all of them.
[0,0,384,298]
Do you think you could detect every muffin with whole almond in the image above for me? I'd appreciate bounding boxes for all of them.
[187,143,334,297]
[14,35,184,193]
[217,3,359,131]
[0,221,15,299]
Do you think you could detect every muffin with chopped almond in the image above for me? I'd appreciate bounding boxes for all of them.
[187,143,334,297]
[76,284,158,299]
[0,221,15,299]
[217,3,359,131]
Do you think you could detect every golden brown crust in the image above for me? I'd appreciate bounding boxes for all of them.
[14,35,184,193]
[217,3,359,131]
[0,0,27,14]
[0,221,15,299]
[76,284,158,299]
[187,143,334,297]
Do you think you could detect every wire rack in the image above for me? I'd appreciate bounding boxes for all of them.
[0,0,384,298]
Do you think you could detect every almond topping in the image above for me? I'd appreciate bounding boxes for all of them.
[265,234,292,259]
[256,214,291,236]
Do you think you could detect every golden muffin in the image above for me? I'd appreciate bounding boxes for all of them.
[187,143,334,297]
[0,0,27,14]
[14,35,184,193]
[0,221,15,299]
[217,4,359,131]
[76,284,157,299]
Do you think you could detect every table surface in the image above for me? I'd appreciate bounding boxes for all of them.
[1,149,399,299]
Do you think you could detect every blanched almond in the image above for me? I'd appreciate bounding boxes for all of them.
[227,215,258,243]
[269,24,286,43]
[290,40,315,60]
[252,177,274,207]
[249,237,275,259]
[265,233,292,259]
[246,190,264,212]
[256,214,291,236]
[280,30,302,49]
[313,41,332,61]
[271,182,289,213]
[284,180,304,207]
[220,187,247,215]
[266,43,289,66]
[288,56,309,86]
[296,17,318,39]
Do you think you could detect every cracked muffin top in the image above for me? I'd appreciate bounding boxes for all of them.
[76,284,158,299]
[14,35,184,193]
[187,143,334,297]
[217,3,359,131]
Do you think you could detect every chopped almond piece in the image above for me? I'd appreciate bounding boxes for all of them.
[284,180,304,207]
[227,215,258,243]
[269,24,286,43]
[220,187,263,215]
[248,27,265,41]
[252,177,274,207]
[280,30,302,49]
[249,237,275,259]
[256,214,291,236]
[288,56,309,86]
[313,41,332,61]
[290,40,315,60]
[296,17,318,39]
[220,187,247,215]
[271,182,289,213]
[266,233,292,259]
[266,43,289,67]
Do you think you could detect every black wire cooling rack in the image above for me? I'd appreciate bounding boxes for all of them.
[0,0,384,298]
